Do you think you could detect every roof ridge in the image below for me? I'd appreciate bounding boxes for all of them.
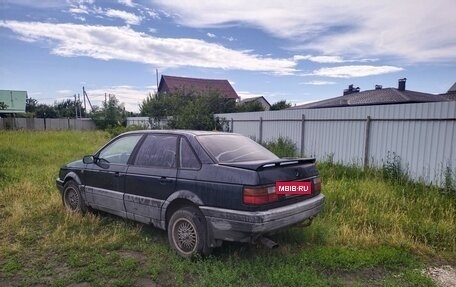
[163,75,228,82]
[390,88,410,101]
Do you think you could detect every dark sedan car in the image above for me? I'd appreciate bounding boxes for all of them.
[56,130,325,257]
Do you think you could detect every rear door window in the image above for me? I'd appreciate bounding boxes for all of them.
[134,134,178,168]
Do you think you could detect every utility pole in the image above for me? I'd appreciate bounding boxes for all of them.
[82,86,93,112]
[83,88,86,114]
[78,94,81,118]
[74,94,78,119]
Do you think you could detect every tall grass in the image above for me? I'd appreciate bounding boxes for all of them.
[316,162,456,255]
[262,137,298,158]
[0,131,453,286]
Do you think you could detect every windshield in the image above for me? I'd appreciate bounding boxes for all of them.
[197,134,279,163]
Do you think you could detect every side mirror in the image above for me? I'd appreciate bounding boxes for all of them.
[83,155,94,164]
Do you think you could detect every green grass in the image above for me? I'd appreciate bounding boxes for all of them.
[1,130,454,286]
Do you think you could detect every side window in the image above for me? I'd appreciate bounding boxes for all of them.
[134,135,177,168]
[179,138,201,169]
[98,134,142,164]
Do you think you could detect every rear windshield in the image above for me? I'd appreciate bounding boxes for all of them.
[197,134,279,163]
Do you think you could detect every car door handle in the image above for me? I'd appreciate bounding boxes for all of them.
[160,177,173,184]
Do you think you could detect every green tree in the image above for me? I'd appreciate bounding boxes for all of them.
[140,90,235,130]
[54,99,85,118]
[270,100,292,110]
[140,92,190,121]
[25,97,38,113]
[0,101,8,110]
[35,104,58,118]
[91,95,126,129]
[236,101,265,112]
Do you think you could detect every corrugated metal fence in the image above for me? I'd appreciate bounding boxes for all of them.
[215,101,456,186]
[0,118,96,130]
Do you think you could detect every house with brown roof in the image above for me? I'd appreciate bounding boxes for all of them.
[238,96,271,111]
[291,78,449,109]
[157,75,239,100]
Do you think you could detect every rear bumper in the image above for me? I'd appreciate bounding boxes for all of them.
[200,193,325,242]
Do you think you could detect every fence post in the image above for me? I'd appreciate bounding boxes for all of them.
[300,114,305,157]
[43,117,46,130]
[230,118,234,133]
[363,116,371,168]
[259,117,263,144]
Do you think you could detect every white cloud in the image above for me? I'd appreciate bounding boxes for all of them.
[118,0,135,7]
[0,21,297,75]
[86,85,152,112]
[104,9,142,25]
[206,32,216,38]
[28,92,42,96]
[293,55,376,64]
[305,65,403,78]
[301,80,336,85]
[152,0,456,62]
[145,9,160,19]
[3,0,68,8]
[74,16,86,22]
[294,55,343,63]
[69,6,89,14]
[56,89,73,94]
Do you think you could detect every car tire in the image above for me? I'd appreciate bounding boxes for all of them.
[62,180,87,213]
[168,206,211,257]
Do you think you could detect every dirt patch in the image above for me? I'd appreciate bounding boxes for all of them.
[323,267,386,286]
[136,277,159,287]
[423,265,456,287]
[117,250,147,261]
[67,283,90,287]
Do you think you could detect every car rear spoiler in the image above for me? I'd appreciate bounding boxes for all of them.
[219,158,316,171]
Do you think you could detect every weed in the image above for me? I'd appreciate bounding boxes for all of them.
[107,124,150,138]
[262,137,298,158]
[443,165,455,193]
[382,151,409,184]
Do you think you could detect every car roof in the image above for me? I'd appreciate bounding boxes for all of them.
[121,129,239,137]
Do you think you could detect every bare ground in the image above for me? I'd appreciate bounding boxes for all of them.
[423,265,456,287]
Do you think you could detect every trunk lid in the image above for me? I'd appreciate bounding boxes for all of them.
[221,158,321,210]
[219,158,318,184]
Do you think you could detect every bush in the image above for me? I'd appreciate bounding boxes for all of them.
[262,137,298,158]
[382,151,409,184]
[107,124,148,138]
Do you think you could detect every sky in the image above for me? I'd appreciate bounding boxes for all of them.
[1,0,455,113]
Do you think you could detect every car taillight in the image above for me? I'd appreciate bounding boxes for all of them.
[313,177,321,194]
[243,186,278,205]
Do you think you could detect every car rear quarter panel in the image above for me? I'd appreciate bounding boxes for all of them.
[175,165,258,210]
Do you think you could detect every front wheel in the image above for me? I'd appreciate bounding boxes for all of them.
[167,207,211,257]
[62,180,87,213]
